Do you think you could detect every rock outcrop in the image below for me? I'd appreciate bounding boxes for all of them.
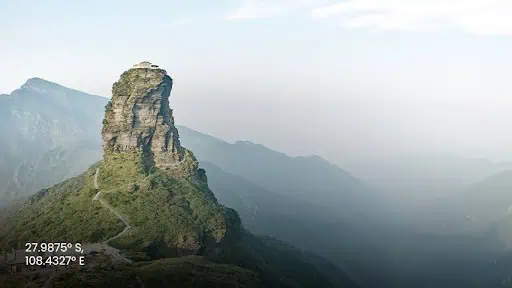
[97,62,240,255]
[0,66,361,288]
[102,62,184,167]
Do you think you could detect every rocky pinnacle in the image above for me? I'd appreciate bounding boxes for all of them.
[101,62,184,167]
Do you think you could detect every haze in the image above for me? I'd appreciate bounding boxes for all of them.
[2,0,512,164]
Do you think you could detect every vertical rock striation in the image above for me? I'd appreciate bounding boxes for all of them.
[102,62,184,167]
[97,62,241,255]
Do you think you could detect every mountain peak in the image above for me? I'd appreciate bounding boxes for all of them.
[18,77,105,100]
[1,63,243,260]
[0,66,361,287]
[235,140,256,145]
[102,64,184,169]
[25,77,52,84]
[20,77,62,93]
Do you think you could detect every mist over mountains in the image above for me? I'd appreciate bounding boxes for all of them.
[1,77,512,287]
[177,125,377,219]
[0,69,362,287]
[0,78,108,204]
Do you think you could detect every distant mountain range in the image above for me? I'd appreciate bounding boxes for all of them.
[3,77,512,287]
[415,169,512,252]
[414,169,512,233]
[344,155,512,213]
[177,125,376,219]
[0,78,108,204]
[1,79,373,213]
[462,170,512,225]
[0,71,360,287]
[0,77,375,286]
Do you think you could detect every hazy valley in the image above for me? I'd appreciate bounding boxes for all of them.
[1,76,512,287]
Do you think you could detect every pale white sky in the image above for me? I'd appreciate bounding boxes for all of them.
[1,0,512,162]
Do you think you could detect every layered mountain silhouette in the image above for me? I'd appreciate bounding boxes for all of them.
[415,170,512,234]
[0,66,359,287]
[463,170,512,220]
[4,73,510,287]
[0,78,108,205]
[177,126,372,217]
[432,170,512,248]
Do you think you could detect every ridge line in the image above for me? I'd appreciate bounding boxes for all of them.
[91,168,133,264]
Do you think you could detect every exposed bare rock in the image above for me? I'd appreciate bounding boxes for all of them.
[102,62,184,167]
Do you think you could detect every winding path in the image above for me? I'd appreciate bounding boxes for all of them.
[38,165,171,287]
[91,168,133,264]
[88,163,187,287]
[100,198,132,243]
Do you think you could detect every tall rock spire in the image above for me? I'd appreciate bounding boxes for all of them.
[102,62,184,167]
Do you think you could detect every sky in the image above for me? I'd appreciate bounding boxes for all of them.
[2,0,512,163]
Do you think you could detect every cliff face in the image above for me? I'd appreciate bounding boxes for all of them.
[102,66,184,167]
[0,68,361,288]
[95,62,241,255]
[0,63,242,256]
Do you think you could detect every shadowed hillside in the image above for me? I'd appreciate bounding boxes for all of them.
[0,66,359,288]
